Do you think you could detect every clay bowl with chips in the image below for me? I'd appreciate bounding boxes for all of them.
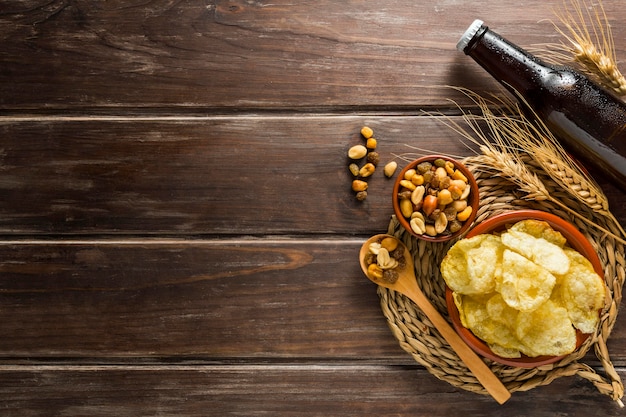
[444,209,605,368]
[392,155,479,242]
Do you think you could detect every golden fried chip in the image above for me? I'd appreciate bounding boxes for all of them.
[455,292,524,356]
[501,229,570,275]
[557,248,605,334]
[443,219,602,359]
[516,300,576,357]
[486,293,519,329]
[488,343,522,359]
[499,249,556,312]
[510,219,567,247]
[441,234,503,295]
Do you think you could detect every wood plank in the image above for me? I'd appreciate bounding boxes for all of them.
[0,240,399,357]
[0,364,623,416]
[0,116,624,235]
[0,240,624,364]
[2,0,626,109]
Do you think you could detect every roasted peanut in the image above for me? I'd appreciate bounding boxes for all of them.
[410,216,426,235]
[384,161,398,178]
[348,145,367,160]
[435,212,448,234]
[410,185,426,206]
[368,242,381,254]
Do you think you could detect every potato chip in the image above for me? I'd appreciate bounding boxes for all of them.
[557,248,605,334]
[486,293,518,329]
[443,219,603,359]
[488,343,522,359]
[501,229,570,275]
[509,219,567,247]
[441,234,503,295]
[455,292,524,357]
[516,300,576,357]
[499,249,556,312]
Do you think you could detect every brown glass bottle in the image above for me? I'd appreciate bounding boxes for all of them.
[457,19,626,192]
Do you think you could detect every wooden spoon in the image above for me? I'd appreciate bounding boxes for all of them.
[360,234,511,404]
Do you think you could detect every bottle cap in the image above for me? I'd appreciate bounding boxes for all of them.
[456,19,484,53]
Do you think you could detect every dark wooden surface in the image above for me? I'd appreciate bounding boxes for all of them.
[2,1,626,415]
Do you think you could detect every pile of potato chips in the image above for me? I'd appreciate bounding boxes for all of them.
[441,219,606,358]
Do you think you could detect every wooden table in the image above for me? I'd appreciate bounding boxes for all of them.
[2,1,626,415]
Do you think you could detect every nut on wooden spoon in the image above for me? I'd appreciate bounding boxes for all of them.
[360,234,511,404]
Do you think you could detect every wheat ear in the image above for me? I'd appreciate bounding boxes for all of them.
[553,0,626,95]
[438,87,626,244]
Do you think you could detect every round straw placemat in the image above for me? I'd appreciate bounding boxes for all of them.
[379,155,625,404]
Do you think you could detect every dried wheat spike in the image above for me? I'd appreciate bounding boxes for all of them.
[554,0,626,95]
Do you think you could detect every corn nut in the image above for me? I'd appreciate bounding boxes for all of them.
[367,263,383,280]
[359,163,376,178]
[352,180,368,192]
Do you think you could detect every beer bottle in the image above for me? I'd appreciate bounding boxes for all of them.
[457,19,626,191]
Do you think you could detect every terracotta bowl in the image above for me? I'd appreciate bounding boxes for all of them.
[392,155,479,242]
[445,209,604,368]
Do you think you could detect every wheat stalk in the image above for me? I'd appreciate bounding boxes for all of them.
[550,0,626,95]
[436,87,626,244]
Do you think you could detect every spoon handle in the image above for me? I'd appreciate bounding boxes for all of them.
[398,280,511,404]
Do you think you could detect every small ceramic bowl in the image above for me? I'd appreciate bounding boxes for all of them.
[445,209,604,368]
[392,155,479,242]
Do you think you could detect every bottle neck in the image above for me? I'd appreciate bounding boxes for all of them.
[462,25,552,95]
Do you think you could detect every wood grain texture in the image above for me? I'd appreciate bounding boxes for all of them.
[0,116,624,235]
[2,0,626,414]
[0,365,623,416]
[1,0,625,110]
[0,240,622,364]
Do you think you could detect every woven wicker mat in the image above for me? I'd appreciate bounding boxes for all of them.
[379,155,625,403]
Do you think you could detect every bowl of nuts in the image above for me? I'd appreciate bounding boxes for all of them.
[392,155,479,242]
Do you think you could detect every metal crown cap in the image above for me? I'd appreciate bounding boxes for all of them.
[456,19,484,53]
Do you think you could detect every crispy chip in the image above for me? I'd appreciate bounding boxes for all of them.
[501,229,570,275]
[486,293,519,328]
[499,249,556,312]
[509,219,567,247]
[443,219,604,358]
[516,300,576,357]
[557,248,605,334]
[455,292,524,357]
[441,234,503,295]
[488,343,522,359]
